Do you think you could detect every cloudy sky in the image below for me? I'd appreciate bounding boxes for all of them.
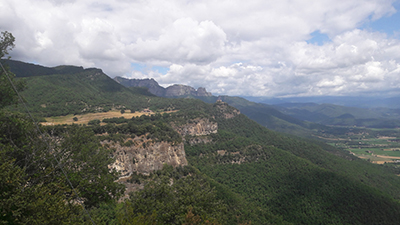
[1,0,400,97]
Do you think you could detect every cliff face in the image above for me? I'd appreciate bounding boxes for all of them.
[171,118,218,136]
[114,76,212,97]
[114,77,166,96]
[107,118,217,178]
[164,84,196,97]
[105,116,220,198]
[215,101,241,119]
[165,84,212,97]
[107,137,187,177]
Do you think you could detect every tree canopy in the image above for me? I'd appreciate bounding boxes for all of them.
[0,31,124,224]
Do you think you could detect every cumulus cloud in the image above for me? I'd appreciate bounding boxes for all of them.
[127,18,227,64]
[1,0,400,97]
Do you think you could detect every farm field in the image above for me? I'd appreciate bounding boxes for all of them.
[349,148,400,164]
[42,110,156,125]
[327,129,400,165]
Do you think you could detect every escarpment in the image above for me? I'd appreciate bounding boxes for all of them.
[107,137,187,177]
[106,117,219,177]
[171,118,218,136]
[214,100,241,119]
[105,102,243,197]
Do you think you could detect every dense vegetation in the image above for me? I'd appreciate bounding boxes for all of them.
[3,59,216,118]
[3,33,400,224]
[185,113,400,224]
[274,102,400,128]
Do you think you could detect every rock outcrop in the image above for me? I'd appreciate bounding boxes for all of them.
[114,77,165,96]
[214,101,241,119]
[171,118,218,136]
[113,76,212,97]
[106,137,187,177]
[165,84,212,97]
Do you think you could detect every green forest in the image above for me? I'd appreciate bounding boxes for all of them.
[2,31,400,224]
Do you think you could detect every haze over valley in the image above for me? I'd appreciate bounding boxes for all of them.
[2,0,400,224]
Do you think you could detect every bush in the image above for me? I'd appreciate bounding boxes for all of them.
[88,119,101,125]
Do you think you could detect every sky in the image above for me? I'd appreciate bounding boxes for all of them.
[1,0,400,98]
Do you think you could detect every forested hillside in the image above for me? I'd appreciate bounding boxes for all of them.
[2,54,400,224]
[273,102,400,128]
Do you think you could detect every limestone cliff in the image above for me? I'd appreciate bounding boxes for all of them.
[114,77,165,96]
[171,118,218,136]
[215,100,241,119]
[165,84,212,97]
[106,137,187,177]
[113,76,212,97]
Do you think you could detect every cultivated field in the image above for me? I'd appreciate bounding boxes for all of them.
[42,110,156,125]
[328,130,400,165]
[349,148,400,164]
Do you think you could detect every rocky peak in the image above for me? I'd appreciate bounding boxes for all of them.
[214,101,241,119]
[165,84,212,97]
[114,77,166,96]
[114,77,212,97]
[196,87,212,97]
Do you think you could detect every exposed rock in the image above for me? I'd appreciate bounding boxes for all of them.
[217,150,227,156]
[106,137,187,177]
[165,84,196,97]
[165,84,212,97]
[196,87,212,97]
[114,77,165,96]
[214,101,241,119]
[187,136,213,146]
[171,118,218,137]
[114,76,212,97]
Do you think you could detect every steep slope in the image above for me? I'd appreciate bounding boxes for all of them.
[5,60,198,117]
[183,103,400,224]
[274,102,400,128]
[114,77,166,96]
[1,59,85,77]
[7,61,400,224]
[80,100,400,224]
[116,77,327,137]
[114,76,212,97]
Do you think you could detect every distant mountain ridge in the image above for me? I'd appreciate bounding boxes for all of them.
[5,60,400,224]
[114,76,212,98]
[273,102,400,128]
[2,59,88,77]
[243,95,400,109]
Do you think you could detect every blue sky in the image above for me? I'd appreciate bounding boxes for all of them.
[308,2,400,45]
[307,31,331,46]
[367,1,400,36]
[131,63,169,75]
[2,0,400,97]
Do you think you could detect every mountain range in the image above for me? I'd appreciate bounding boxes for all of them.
[243,95,400,109]
[4,59,400,224]
[114,76,212,98]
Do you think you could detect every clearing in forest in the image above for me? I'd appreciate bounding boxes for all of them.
[42,110,156,125]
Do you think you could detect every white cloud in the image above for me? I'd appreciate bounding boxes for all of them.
[1,0,400,97]
[127,18,227,64]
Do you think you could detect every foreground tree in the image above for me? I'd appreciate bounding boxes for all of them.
[119,165,227,224]
[0,31,124,223]
[0,31,24,108]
